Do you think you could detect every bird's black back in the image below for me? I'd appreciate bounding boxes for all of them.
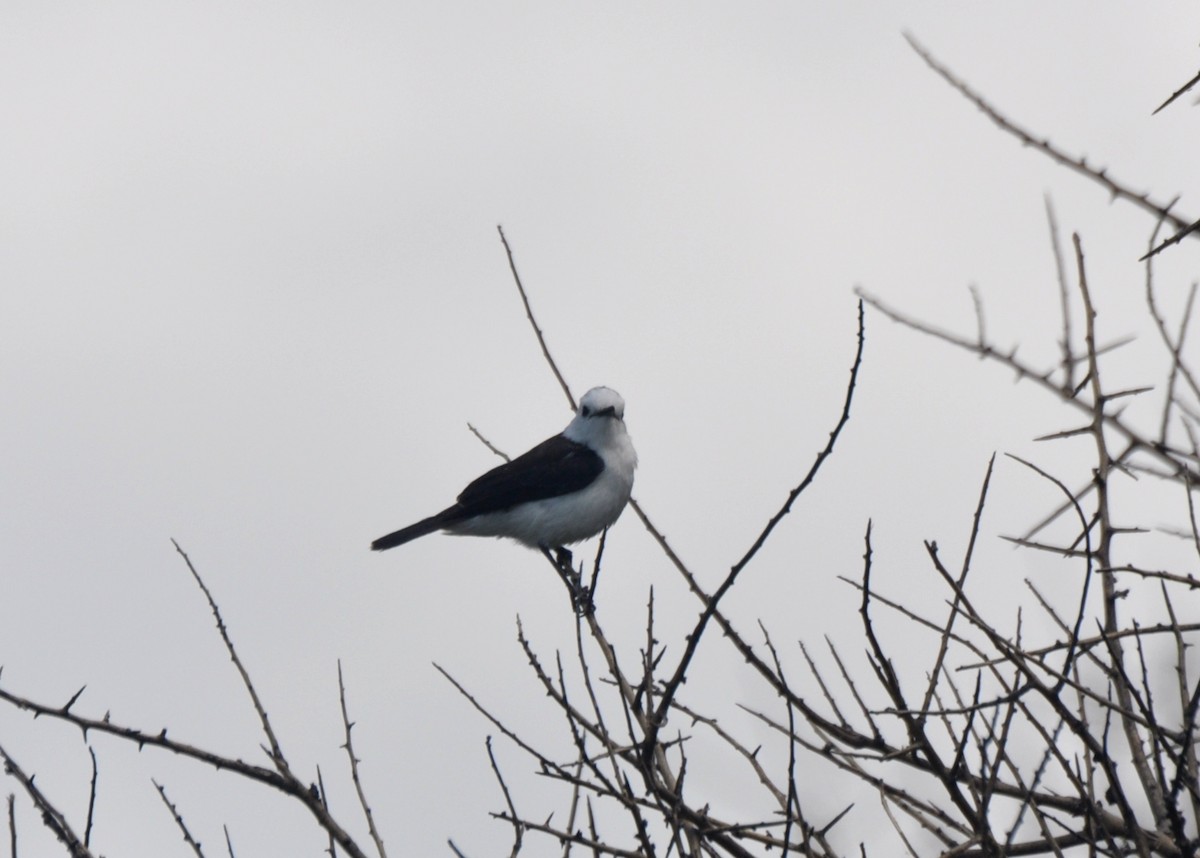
[454,434,604,516]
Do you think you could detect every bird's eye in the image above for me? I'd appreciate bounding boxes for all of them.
[581,406,592,417]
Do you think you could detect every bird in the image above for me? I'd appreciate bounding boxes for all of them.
[371,386,637,553]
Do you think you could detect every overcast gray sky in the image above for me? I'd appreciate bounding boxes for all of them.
[3,3,1200,855]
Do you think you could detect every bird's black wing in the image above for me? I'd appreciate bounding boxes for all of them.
[455,434,604,516]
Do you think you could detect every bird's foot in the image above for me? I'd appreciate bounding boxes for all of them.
[541,544,593,616]
[569,581,594,616]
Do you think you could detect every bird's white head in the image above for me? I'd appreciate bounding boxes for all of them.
[578,386,625,421]
[563,386,629,449]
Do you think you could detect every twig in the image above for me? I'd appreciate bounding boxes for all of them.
[434,659,564,776]
[959,620,1200,670]
[878,792,921,858]
[467,423,512,462]
[917,454,995,721]
[316,766,335,858]
[84,746,98,849]
[171,541,288,769]
[489,812,644,858]
[864,526,990,846]
[671,700,787,809]
[0,656,371,857]
[0,743,96,858]
[856,287,1200,485]
[969,283,986,347]
[797,639,851,732]
[153,779,207,857]
[484,737,522,858]
[0,680,286,785]
[644,300,865,759]
[1073,234,1167,842]
[904,33,1193,239]
[1141,216,1200,263]
[171,542,370,858]
[1045,195,1075,392]
[1145,209,1200,439]
[758,623,806,855]
[1004,453,1094,687]
[1152,66,1200,115]
[497,225,575,411]
[337,662,387,858]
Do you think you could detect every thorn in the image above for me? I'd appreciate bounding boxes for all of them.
[62,685,86,713]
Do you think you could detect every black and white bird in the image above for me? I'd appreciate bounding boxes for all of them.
[371,387,637,553]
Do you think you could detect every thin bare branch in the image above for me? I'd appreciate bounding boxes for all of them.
[1140,216,1200,263]
[485,737,523,858]
[83,746,98,849]
[1073,233,1167,840]
[1045,195,1075,392]
[497,225,576,411]
[644,300,865,759]
[170,541,287,769]
[1152,66,1200,114]
[918,454,996,721]
[337,662,387,858]
[466,423,512,462]
[857,288,1200,486]
[153,779,207,858]
[0,743,96,858]
[905,33,1192,238]
[7,793,15,858]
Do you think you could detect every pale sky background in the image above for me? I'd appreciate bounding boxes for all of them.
[3,3,1200,856]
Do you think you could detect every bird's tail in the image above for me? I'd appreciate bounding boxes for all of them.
[371,512,451,552]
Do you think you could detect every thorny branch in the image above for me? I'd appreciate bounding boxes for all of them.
[458,36,1200,856]
[3,31,1200,854]
[153,779,206,858]
[0,548,375,858]
[903,32,1194,245]
[0,743,95,858]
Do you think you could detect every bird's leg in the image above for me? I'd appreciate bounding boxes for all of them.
[540,544,592,615]
[539,543,574,596]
